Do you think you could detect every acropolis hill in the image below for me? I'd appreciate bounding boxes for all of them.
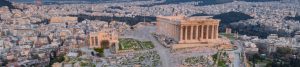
[1,0,300,67]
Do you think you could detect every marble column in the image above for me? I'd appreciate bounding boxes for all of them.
[215,25,218,39]
[191,25,194,40]
[200,25,204,40]
[211,25,214,39]
[210,25,213,39]
[203,25,206,39]
[216,25,219,39]
[212,25,215,39]
[90,37,93,46]
[206,25,209,39]
[180,26,183,41]
[93,37,95,46]
[92,37,95,46]
[209,25,213,39]
[95,37,98,46]
[196,25,199,40]
[185,26,188,41]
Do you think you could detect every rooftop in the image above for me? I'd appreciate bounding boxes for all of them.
[157,15,219,24]
[50,17,78,23]
[188,16,214,21]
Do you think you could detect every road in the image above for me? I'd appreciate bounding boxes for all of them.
[232,40,244,67]
[143,26,172,67]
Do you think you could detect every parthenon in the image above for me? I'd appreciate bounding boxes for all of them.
[156,15,220,49]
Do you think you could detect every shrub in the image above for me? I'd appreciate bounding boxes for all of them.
[94,48,104,57]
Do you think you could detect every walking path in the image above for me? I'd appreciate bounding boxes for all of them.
[232,40,243,67]
[148,32,172,67]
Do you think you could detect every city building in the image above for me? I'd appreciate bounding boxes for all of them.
[294,31,300,42]
[156,15,221,49]
[49,16,78,25]
[52,62,62,67]
[34,36,50,47]
[243,42,259,53]
[0,39,3,50]
[225,28,232,34]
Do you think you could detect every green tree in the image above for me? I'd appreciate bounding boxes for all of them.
[275,47,293,62]
[47,55,65,67]
[276,47,292,56]
[94,48,104,57]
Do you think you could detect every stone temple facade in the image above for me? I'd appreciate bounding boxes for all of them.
[88,28,119,52]
[156,15,220,49]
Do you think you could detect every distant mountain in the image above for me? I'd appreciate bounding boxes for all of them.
[11,0,151,3]
[285,16,300,22]
[0,0,14,9]
[164,0,199,4]
[69,14,156,26]
[213,11,253,26]
[140,0,281,7]
[180,0,280,6]
[212,11,253,33]
[243,0,280,2]
[10,0,283,5]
